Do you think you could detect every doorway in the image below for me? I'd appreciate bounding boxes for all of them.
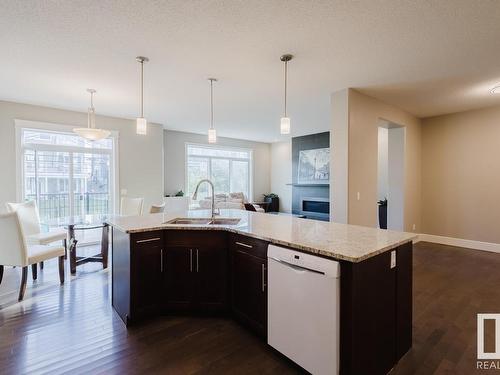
[377,120,405,231]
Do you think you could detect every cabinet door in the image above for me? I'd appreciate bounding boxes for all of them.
[396,242,413,360]
[340,250,397,375]
[231,249,267,337]
[165,246,195,310]
[132,244,164,317]
[195,246,227,311]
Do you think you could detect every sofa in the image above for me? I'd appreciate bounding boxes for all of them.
[197,192,265,212]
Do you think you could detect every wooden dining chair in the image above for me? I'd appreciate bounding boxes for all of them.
[0,212,65,301]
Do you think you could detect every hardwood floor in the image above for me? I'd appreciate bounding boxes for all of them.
[1,242,500,374]
[0,246,299,375]
[393,242,500,375]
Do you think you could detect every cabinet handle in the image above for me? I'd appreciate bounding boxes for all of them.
[261,264,266,292]
[190,249,193,272]
[160,249,163,273]
[136,237,161,244]
[235,241,252,249]
[196,249,199,272]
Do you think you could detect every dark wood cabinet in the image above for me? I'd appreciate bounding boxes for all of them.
[164,246,194,311]
[195,246,227,311]
[164,231,228,312]
[132,243,164,315]
[229,234,268,338]
[396,241,413,361]
[112,229,165,324]
[340,243,413,375]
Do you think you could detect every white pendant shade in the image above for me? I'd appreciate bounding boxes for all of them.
[74,89,110,141]
[73,127,111,141]
[280,117,290,134]
[136,117,147,135]
[208,127,217,143]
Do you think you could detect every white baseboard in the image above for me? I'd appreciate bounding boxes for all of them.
[417,233,500,254]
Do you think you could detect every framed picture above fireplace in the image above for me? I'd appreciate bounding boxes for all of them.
[297,147,330,185]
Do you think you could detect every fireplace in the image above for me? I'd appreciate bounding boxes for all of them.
[291,132,330,221]
[300,197,330,221]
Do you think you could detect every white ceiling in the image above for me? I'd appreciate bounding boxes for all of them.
[2,1,500,143]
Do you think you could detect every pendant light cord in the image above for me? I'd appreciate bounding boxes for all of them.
[140,60,144,118]
[210,79,214,129]
[87,89,96,129]
[284,60,288,117]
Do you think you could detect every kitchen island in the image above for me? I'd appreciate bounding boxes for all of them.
[107,209,416,375]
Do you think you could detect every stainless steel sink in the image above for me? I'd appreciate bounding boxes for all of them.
[165,218,212,225]
[165,217,241,226]
[209,218,241,225]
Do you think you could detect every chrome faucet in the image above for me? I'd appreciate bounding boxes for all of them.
[192,179,219,220]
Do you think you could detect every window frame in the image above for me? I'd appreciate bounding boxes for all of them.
[15,119,120,215]
[184,142,254,201]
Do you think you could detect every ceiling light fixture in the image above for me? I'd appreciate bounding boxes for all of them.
[280,54,293,135]
[490,86,500,94]
[136,56,149,135]
[208,78,217,144]
[73,89,110,141]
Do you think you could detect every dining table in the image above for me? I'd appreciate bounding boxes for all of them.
[43,214,110,275]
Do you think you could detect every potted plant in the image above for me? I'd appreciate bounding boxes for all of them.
[377,198,388,229]
[263,193,279,213]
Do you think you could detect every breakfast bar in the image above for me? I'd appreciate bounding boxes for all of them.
[107,209,416,375]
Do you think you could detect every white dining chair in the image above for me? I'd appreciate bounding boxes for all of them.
[6,201,67,277]
[0,212,65,301]
[149,203,165,214]
[120,197,144,216]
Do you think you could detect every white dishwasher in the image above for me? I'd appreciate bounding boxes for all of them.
[267,244,340,375]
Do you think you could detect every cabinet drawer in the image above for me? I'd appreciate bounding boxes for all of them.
[165,230,226,248]
[230,234,268,259]
[131,231,164,248]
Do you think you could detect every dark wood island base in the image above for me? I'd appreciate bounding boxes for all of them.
[112,228,412,375]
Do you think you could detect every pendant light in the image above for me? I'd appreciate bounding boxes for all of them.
[73,89,111,141]
[136,56,149,135]
[280,54,293,135]
[208,78,217,143]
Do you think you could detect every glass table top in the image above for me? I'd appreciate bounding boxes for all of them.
[42,214,110,229]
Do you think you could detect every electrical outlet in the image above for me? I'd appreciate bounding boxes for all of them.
[390,251,396,268]
[357,192,361,201]
[412,224,416,231]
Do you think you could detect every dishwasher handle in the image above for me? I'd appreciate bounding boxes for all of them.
[269,256,325,275]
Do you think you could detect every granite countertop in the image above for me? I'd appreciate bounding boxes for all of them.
[106,209,416,263]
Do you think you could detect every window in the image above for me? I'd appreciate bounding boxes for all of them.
[186,144,252,201]
[18,127,117,222]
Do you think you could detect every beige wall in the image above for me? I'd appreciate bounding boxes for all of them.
[422,105,500,243]
[270,141,292,213]
[331,89,349,223]
[164,130,271,201]
[332,89,422,232]
[0,100,164,213]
